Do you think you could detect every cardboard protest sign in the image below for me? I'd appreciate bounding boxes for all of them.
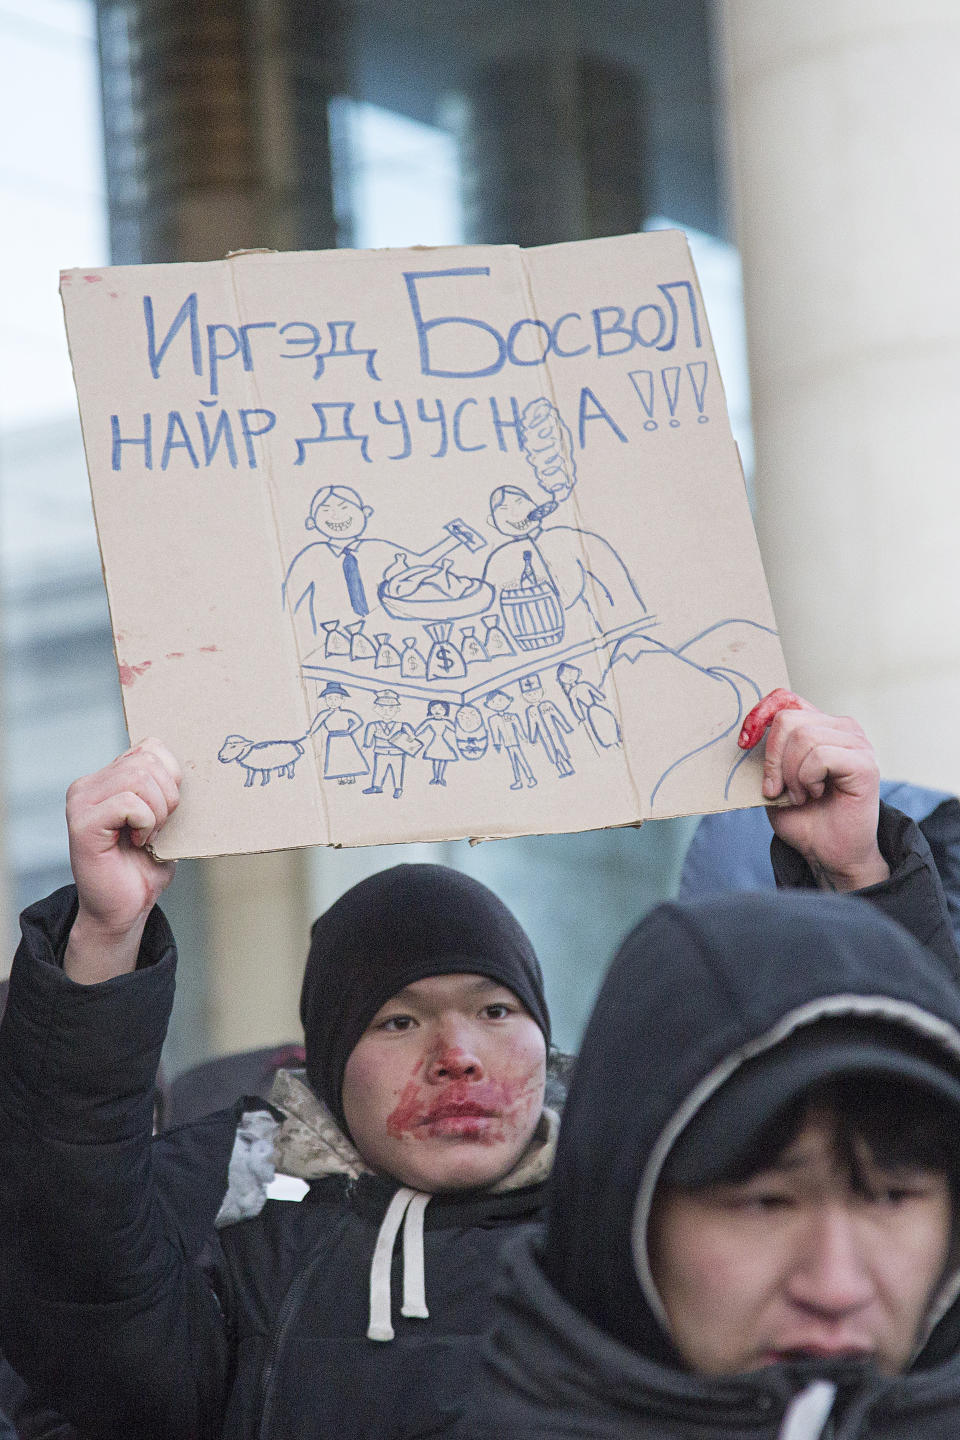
[60,230,789,859]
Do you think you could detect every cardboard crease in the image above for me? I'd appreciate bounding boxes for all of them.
[225,253,333,849]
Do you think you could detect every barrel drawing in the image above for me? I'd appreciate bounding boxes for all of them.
[499,550,565,652]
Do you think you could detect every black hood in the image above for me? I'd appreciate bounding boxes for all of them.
[542,889,960,1368]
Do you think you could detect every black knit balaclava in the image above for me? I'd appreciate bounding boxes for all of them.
[299,863,551,1136]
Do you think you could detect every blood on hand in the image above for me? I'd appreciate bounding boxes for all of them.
[737,688,804,751]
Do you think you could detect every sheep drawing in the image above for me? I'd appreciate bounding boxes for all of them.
[218,735,305,786]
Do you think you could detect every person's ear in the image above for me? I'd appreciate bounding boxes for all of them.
[362,506,373,518]
[306,515,317,531]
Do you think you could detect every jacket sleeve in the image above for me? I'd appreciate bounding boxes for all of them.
[0,887,234,1440]
[771,802,960,979]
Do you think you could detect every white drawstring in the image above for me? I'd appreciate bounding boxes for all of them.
[401,1191,431,1318]
[367,1187,432,1340]
[777,1381,837,1440]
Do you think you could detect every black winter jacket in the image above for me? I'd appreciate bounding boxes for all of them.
[472,810,960,1439]
[0,805,954,1440]
[0,887,556,1440]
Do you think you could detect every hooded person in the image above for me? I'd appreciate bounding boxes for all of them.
[0,702,952,1440]
[0,858,559,1440]
[474,890,960,1440]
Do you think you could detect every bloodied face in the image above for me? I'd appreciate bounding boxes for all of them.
[341,973,547,1192]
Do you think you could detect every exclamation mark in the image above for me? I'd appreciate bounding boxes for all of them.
[687,362,709,423]
[628,369,657,430]
[661,367,682,427]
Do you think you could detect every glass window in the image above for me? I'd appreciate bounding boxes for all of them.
[0,0,120,945]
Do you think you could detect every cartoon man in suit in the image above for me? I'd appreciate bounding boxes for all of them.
[283,486,399,636]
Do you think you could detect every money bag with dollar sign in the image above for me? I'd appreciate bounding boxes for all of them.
[424,621,468,681]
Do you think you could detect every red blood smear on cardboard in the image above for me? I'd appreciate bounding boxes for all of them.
[738,688,803,749]
[83,274,102,283]
[118,660,152,687]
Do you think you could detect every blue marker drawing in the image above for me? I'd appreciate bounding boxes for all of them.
[306,681,369,784]
[687,361,709,421]
[628,363,711,428]
[459,626,488,664]
[604,619,779,805]
[481,486,646,640]
[518,396,577,519]
[521,673,575,778]
[415,699,460,786]
[629,369,659,430]
[484,688,538,791]
[454,703,488,760]
[283,485,488,637]
[361,689,421,798]
[555,663,621,751]
[218,735,305,786]
[282,485,398,631]
[262,381,778,817]
[311,320,381,382]
[662,366,682,426]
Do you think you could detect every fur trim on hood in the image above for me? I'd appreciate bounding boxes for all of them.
[215,1059,568,1228]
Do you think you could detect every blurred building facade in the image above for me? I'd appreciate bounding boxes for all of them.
[3,0,957,1072]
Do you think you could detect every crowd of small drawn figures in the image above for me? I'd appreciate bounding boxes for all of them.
[217,662,620,796]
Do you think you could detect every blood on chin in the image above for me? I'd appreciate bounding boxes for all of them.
[417,1115,506,1143]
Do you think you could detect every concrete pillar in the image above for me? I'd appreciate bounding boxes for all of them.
[96,0,344,1055]
[716,2,960,788]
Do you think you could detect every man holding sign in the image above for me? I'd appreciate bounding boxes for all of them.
[0,694,955,1439]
